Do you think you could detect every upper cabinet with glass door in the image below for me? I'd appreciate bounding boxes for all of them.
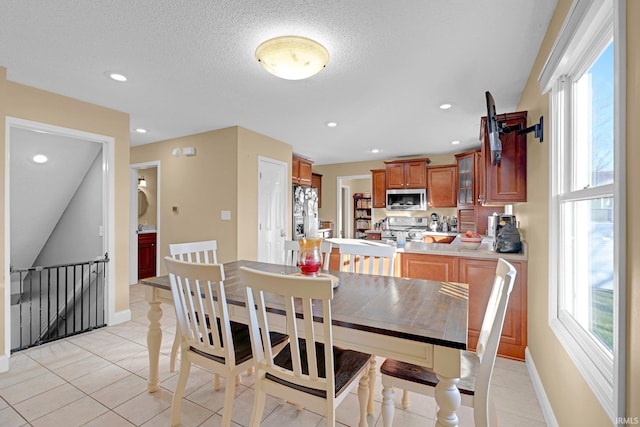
[455,149,480,207]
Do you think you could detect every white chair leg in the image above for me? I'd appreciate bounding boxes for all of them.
[213,373,221,391]
[402,389,410,409]
[368,358,376,414]
[171,357,191,427]
[221,378,237,427]
[381,382,395,427]
[249,390,266,427]
[170,324,180,373]
[236,374,242,386]
[357,372,370,427]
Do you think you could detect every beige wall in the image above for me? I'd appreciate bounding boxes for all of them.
[626,0,640,414]
[130,126,292,273]
[236,126,293,261]
[0,68,131,359]
[516,0,639,423]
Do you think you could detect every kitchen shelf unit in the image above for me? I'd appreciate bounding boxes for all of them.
[353,195,372,239]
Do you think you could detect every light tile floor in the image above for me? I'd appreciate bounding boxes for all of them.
[0,284,547,426]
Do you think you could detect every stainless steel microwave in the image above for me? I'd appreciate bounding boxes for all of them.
[386,189,427,210]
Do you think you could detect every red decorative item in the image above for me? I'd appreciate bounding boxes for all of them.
[298,237,323,276]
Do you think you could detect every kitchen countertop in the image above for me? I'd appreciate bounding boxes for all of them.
[137,230,157,234]
[327,236,528,261]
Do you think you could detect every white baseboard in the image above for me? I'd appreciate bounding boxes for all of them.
[0,354,8,373]
[525,346,559,427]
[109,308,131,326]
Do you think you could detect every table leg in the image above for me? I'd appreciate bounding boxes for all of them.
[434,375,461,427]
[381,384,394,427]
[147,299,163,393]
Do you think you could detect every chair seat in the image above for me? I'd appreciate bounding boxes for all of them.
[267,338,371,398]
[191,321,288,365]
[380,350,479,396]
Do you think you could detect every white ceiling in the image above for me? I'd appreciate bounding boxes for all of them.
[0,0,557,165]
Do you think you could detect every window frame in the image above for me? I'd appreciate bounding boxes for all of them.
[539,0,626,421]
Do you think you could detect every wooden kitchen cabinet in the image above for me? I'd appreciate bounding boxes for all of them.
[292,155,313,186]
[479,111,528,203]
[398,252,527,360]
[458,257,527,360]
[457,208,476,233]
[311,173,322,208]
[457,205,503,235]
[401,253,457,282]
[371,169,386,208]
[454,149,481,207]
[138,232,156,280]
[384,158,429,189]
[427,164,457,207]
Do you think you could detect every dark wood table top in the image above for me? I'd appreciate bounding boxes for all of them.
[141,259,468,350]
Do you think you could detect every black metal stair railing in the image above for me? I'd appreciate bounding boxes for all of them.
[10,254,109,352]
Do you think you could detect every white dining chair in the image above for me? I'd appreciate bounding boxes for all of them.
[239,266,372,427]
[165,257,287,427]
[337,241,397,414]
[338,242,397,276]
[283,239,333,270]
[168,240,219,373]
[379,258,517,427]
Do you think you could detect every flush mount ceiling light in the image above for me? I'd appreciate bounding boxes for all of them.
[33,154,48,164]
[105,71,127,82]
[439,103,452,110]
[326,121,337,127]
[255,36,329,80]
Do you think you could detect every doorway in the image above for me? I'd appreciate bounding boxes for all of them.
[129,162,160,285]
[4,117,115,355]
[336,174,371,239]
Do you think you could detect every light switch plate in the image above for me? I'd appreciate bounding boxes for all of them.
[221,210,231,220]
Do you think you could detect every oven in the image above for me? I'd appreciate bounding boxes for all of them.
[382,217,430,242]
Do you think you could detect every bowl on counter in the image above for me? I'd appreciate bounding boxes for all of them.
[460,236,483,250]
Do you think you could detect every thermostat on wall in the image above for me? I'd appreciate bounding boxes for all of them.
[183,147,196,156]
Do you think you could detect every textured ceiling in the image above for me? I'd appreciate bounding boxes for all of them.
[0,0,557,165]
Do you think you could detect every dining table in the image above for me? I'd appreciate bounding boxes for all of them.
[140,259,469,427]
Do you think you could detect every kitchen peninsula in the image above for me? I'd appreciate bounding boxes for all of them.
[326,236,528,360]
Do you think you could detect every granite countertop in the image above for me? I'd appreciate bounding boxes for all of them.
[399,238,528,261]
[326,236,528,261]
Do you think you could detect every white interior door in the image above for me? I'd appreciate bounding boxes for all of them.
[257,157,287,263]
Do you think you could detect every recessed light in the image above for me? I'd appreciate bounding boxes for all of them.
[326,122,337,127]
[439,103,452,110]
[451,140,461,145]
[33,154,48,164]
[135,128,148,134]
[106,72,127,82]
[371,149,380,153]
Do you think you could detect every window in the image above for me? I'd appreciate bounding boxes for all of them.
[539,0,625,421]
